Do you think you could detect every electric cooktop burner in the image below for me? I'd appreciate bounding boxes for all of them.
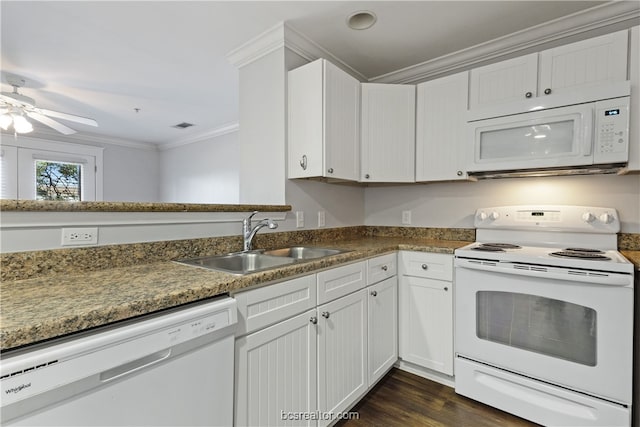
[563,247,605,254]
[550,250,611,261]
[472,243,523,252]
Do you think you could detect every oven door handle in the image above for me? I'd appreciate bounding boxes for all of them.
[455,260,632,287]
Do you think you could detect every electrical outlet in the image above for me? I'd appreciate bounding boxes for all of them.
[296,211,304,228]
[402,210,412,225]
[318,211,325,227]
[62,227,98,246]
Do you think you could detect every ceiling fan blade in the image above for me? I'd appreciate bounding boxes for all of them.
[26,111,77,135]
[37,108,98,127]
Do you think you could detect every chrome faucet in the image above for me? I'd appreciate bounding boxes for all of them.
[242,211,278,251]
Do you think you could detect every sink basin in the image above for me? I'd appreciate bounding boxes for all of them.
[176,251,295,275]
[263,246,346,260]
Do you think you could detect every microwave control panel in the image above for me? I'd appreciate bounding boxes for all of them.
[594,97,629,164]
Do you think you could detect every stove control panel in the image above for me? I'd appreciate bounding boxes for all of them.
[474,205,620,233]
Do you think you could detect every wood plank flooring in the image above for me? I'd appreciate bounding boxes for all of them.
[336,368,539,427]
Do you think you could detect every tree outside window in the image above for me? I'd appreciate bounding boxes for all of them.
[35,160,82,201]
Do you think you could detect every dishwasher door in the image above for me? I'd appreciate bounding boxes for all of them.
[1,296,237,426]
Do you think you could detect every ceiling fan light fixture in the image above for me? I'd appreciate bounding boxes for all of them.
[346,11,377,30]
[10,114,34,133]
[0,113,12,131]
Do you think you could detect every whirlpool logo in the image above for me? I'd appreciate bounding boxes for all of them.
[5,383,31,395]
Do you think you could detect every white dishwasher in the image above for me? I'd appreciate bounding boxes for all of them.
[1,296,237,426]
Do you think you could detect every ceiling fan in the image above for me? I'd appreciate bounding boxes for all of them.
[0,75,98,135]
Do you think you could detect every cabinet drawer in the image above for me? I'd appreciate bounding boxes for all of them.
[235,274,316,336]
[317,261,366,305]
[367,253,397,285]
[400,251,453,281]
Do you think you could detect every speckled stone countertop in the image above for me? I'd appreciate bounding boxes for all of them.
[0,199,291,212]
[0,237,467,351]
[621,251,640,269]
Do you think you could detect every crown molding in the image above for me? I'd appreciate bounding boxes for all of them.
[225,22,366,81]
[157,121,239,151]
[370,1,640,84]
[5,127,160,151]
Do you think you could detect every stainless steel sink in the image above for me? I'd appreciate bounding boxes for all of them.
[176,251,295,275]
[263,246,346,260]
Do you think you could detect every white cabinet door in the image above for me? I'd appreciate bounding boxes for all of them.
[317,289,367,426]
[629,26,639,172]
[235,309,318,427]
[399,275,453,375]
[367,276,398,386]
[360,83,415,182]
[415,71,469,182]
[469,53,538,109]
[538,30,628,97]
[0,145,17,199]
[288,59,360,181]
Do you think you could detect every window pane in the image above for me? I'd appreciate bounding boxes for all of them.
[476,291,597,366]
[35,160,82,201]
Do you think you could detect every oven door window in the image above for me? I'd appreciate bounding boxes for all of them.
[476,291,597,366]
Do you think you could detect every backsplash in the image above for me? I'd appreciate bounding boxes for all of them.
[0,226,474,282]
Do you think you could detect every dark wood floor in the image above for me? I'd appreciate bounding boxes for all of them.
[336,368,540,427]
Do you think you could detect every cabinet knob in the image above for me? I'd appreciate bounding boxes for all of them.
[365,174,370,179]
[444,287,449,292]
[421,264,428,270]
[300,155,307,170]
[544,88,552,95]
[310,316,318,324]
[381,265,388,271]
[525,92,533,98]
[457,170,463,176]
[327,168,334,174]
[370,290,378,297]
[321,311,330,319]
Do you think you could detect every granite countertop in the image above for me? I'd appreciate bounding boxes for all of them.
[0,237,467,351]
[621,250,640,270]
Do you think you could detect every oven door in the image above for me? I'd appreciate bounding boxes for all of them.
[454,259,633,404]
[467,103,594,173]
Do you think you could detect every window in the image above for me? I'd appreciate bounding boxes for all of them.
[1,137,103,201]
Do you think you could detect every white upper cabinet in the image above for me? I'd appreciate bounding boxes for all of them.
[470,30,629,110]
[360,83,415,182]
[470,53,538,109]
[288,58,360,181]
[629,26,639,172]
[416,71,470,182]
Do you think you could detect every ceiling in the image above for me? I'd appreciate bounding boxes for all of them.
[0,1,617,147]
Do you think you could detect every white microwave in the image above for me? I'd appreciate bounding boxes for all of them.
[467,96,630,176]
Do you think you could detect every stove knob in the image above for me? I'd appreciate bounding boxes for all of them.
[477,211,487,221]
[599,213,614,224]
[582,212,596,223]
[489,211,500,221]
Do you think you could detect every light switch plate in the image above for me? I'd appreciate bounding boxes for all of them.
[296,211,304,228]
[318,211,325,227]
[402,210,412,225]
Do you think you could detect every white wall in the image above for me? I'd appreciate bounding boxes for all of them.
[102,143,160,202]
[365,174,640,233]
[159,132,240,203]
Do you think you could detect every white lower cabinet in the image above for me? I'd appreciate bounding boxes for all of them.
[235,309,318,427]
[399,251,454,376]
[234,255,401,427]
[317,288,368,427]
[367,276,398,386]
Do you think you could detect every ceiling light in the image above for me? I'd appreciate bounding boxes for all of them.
[347,11,377,30]
[0,112,34,134]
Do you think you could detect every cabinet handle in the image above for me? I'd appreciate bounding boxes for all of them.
[457,171,463,176]
[381,265,388,271]
[371,290,377,297]
[421,264,428,270]
[525,92,533,98]
[544,88,552,95]
[327,168,334,174]
[321,311,330,319]
[365,174,370,179]
[300,155,307,170]
[444,287,449,292]
[310,316,318,324]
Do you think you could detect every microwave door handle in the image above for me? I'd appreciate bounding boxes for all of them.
[583,109,594,156]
